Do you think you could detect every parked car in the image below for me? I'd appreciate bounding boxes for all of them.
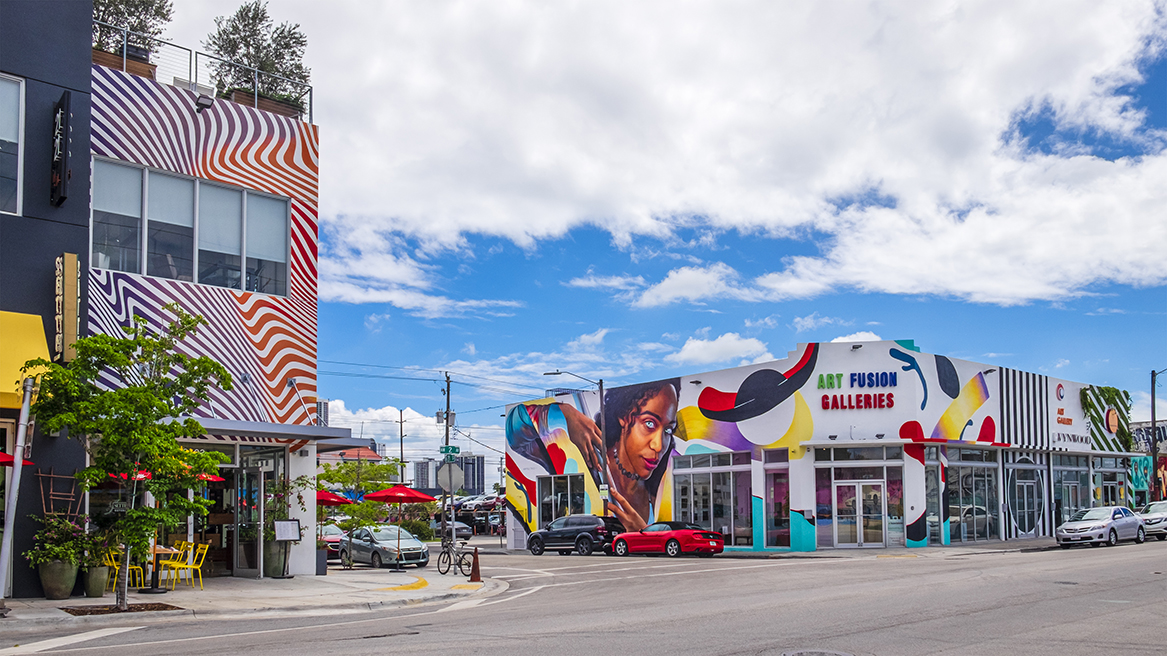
[1136,501,1167,541]
[462,495,492,511]
[339,525,429,568]
[430,520,474,540]
[320,523,346,560]
[526,514,626,556]
[1056,506,1146,548]
[612,521,724,558]
[455,495,484,511]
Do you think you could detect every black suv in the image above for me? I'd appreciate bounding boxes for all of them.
[527,515,626,556]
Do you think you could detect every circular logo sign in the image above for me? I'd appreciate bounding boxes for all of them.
[1056,384,1065,401]
[1105,408,1119,434]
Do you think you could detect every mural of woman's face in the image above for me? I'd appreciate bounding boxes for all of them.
[618,385,678,479]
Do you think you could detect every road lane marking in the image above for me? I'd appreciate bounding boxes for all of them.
[0,627,143,654]
[437,599,483,612]
[377,577,428,591]
[450,583,483,590]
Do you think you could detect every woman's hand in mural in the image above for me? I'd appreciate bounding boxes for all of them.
[560,403,604,473]
[608,483,647,532]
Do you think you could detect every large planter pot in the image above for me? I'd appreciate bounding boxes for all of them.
[263,541,287,578]
[38,561,79,600]
[316,549,328,576]
[85,567,109,598]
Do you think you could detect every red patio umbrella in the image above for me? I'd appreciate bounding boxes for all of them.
[0,452,33,467]
[196,472,226,482]
[364,486,437,557]
[317,490,353,506]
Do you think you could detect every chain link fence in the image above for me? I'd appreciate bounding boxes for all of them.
[92,20,313,123]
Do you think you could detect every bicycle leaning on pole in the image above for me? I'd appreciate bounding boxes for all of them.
[436,535,473,576]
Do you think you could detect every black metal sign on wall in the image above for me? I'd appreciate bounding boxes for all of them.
[50,90,71,206]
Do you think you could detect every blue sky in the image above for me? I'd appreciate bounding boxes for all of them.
[165,1,1167,462]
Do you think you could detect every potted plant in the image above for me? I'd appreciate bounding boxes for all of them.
[262,475,311,578]
[23,515,85,600]
[81,528,113,598]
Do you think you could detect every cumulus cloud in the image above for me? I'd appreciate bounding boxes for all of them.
[831,331,883,343]
[565,274,646,290]
[792,312,850,333]
[167,1,1167,307]
[744,315,780,329]
[664,332,772,365]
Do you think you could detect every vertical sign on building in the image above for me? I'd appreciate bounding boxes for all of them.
[54,253,79,361]
[50,90,71,206]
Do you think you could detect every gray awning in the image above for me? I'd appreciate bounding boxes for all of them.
[316,437,377,454]
[183,417,352,441]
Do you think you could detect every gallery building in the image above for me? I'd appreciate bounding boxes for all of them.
[1,1,354,598]
[505,340,1137,552]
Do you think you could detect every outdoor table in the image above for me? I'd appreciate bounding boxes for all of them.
[138,545,179,594]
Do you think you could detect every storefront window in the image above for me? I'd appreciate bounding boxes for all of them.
[734,470,752,546]
[887,467,903,545]
[835,447,884,461]
[712,472,732,540]
[766,471,789,547]
[147,172,194,281]
[816,468,832,548]
[675,452,751,543]
[948,465,999,542]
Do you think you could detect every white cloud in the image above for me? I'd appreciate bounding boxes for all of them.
[364,313,390,332]
[167,1,1167,307]
[982,352,1014,358]
[463,342,477,356]
[568,328,611,349]
[1055,358,1071,368]
[1130,390,1167,423]
[831,331,883,343]
[664,332,771,365]
[792,312,850,333]
[744,315,780,329]
[565,274,646,290]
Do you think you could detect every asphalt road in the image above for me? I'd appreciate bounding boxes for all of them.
[6,540,1167,656]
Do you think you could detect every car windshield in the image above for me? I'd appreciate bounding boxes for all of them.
[1069,508,1110,522]
[321,525,344,537]
[1142,502,1167,514]
[371,527,414,541]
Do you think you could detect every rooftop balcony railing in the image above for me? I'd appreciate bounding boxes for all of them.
[92,19,314,123]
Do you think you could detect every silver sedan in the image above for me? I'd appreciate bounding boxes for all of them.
[1056,506,1145,548]
[1136,501,1167,541]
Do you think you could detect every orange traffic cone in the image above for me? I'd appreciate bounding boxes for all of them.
[469,547,482,582]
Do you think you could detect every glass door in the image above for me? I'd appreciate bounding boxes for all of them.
[835,482,885,547]
[234,468,262,578]
[1016,480,1037,534]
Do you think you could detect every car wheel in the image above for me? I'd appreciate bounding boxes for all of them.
[1136,527,1146,544]
[340,550,351,567]
[576,536,594,556]
[1107,529,1118,546]
[614,539,629,557]
[371,552,382,569]
[416,560,428,568]
[666,539,681,558]
[528,537,544,556]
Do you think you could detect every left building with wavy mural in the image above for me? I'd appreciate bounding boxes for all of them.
[0,2,352,598]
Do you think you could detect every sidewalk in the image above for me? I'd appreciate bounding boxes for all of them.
[1,561,506,629]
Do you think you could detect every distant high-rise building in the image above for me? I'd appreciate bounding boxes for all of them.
[414,458,439,490]
[316,400,329,426]
[455,452,487,495]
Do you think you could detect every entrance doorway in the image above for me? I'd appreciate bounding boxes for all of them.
[834,482,885,547]
[1015,480,1038,534]
[233,467,262,578]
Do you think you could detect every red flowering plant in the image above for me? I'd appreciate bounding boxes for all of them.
[23,515,86,567]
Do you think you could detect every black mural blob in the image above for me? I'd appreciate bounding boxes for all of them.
[935,355,960,399]
[700,344,818,423]
[906,515,927,543]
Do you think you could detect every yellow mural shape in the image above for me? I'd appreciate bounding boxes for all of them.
[930,373,989,441]
[763,391,815,459]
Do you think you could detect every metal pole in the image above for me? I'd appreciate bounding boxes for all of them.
[0,378,34,615]
[1153,369,1160,502]
[399,409,405,486]
[599,378,608,504]
[440,373,450,543]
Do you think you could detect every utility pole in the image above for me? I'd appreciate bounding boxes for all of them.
[441,372,451,543]
[1153,368,1166,501]
[399,408,406,486]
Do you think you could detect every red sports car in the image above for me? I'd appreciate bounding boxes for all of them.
[612,521,724,557]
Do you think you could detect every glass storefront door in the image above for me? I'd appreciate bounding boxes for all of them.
[834,482,885,547]
[1015,480,1038,534]
[234,467,262,578]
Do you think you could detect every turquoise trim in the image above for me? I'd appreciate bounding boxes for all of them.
[752,496,765,548]
[682,443,724,455]
[906,536,926,548]
[894,339,921,352]
[941,519,951,546]
[791,512,816,551]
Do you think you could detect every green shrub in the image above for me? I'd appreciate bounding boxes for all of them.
[396,519,433,541]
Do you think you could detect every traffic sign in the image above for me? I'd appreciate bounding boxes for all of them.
[444,454,456,463]
[437,463,463,491]
[439,445,460,454]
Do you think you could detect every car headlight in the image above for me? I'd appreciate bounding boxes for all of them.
[1089,524,1106,531]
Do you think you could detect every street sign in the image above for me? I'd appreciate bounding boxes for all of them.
[439,445,460,454]
[436,463,463,491]
[444,454,456,463]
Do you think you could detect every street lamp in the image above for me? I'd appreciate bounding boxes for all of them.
[1152,367,1167,502]
[544,370,606,489]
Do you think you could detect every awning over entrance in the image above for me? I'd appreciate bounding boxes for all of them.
[186,417,352,441]
[0,311,50,409]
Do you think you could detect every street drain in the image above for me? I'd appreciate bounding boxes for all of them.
[782,651,854,656]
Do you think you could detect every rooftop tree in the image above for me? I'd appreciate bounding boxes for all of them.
[26,305,231,611]
[204,0,311,102]
[92,0,174,54]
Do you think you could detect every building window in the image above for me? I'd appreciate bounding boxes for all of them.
[90,157,289,295]
[673,451,752,545]
[92,160,142,273]
[0,75,22,215]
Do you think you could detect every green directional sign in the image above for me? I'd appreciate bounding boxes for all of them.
[444,453,457,463]
[439,445,460,454]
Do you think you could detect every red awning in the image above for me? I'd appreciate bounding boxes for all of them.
[364,486,436,504]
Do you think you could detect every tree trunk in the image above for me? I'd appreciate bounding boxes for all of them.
[116,542,131,611]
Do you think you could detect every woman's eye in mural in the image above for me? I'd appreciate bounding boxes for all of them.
[642,417,658,430]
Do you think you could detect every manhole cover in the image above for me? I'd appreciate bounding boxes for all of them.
[782,651,854,656]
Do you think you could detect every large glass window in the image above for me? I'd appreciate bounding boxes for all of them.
[147,172,194,281]
[199,184,242,289]
[949,465,999,542]
[766,471,789,547]
[673,451,750,544]
[246,193,288,295]
[0,76,21,214]
[92,160,142,273]
[536,473,585,527]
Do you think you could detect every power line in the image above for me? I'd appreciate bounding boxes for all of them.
[319,359,546,392]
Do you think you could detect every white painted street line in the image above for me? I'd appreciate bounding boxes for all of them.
[0,627,143,654]
[437,599,484,612]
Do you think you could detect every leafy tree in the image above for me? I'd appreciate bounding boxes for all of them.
[92,0,174,53]
[203,0,310,101]
[26,305,231,610]
[317,458,398,567]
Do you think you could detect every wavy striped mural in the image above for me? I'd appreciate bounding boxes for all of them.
[89,64,319,425]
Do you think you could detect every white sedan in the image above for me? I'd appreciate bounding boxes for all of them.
[1056,506,1145,548]
[1136,501,1167,541]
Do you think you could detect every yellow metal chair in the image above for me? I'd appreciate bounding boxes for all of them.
[104,550,145,590]
[168,543,210,590]
[159,541,192,585]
